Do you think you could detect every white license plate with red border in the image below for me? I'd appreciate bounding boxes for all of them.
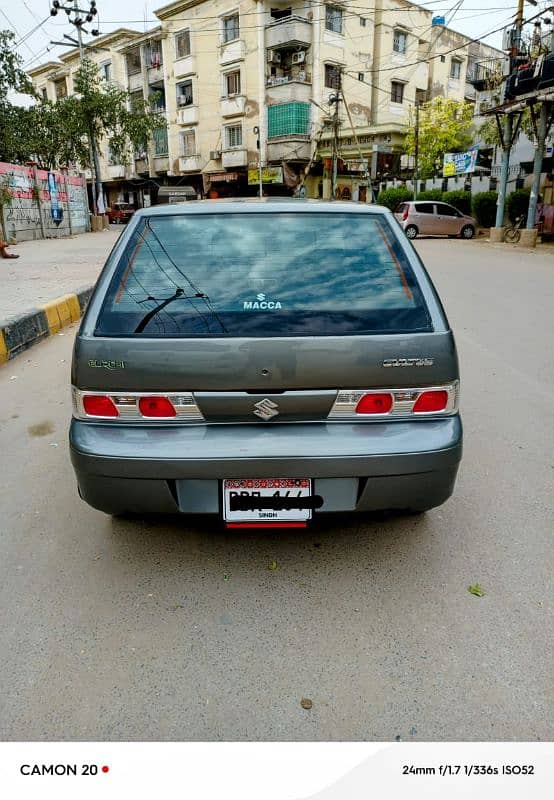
[223,478,312,522]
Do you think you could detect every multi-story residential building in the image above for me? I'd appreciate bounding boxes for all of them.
[28,2,503,204]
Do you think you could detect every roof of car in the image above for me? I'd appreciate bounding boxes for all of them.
[134,199,391,217]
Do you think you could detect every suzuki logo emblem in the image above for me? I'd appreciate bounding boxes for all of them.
[253,398,279,421]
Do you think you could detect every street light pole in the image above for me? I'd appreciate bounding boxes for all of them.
[253,126,263,198]
[414,100,420,201]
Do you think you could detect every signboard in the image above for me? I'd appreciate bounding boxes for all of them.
[248,166,283,185]
[443,149,479,177]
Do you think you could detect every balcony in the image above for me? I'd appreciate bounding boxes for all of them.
[267,136,311,162]
[179,154,203,172]
[222,148,248,168]
[174,55,196,79]
[265,16,311,49]
[221,94,247,117]
[266,76,312,104]
[107,164,125,179]
[128,71,143,92]
[219,39,245,66]
[146,63,164,83]
[176,105,199,125]
[153,156,169,173]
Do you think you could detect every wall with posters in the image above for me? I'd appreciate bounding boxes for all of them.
[0,162,89,242]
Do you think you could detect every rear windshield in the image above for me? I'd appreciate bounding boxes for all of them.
[95,212,432,337]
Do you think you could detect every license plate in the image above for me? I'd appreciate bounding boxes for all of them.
[223,478,312,522]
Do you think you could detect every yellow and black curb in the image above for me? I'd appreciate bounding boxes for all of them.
[0,286,93,365]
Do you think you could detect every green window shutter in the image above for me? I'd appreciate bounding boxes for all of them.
[267,102,310,137]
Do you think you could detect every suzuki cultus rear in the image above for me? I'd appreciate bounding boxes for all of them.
[70,200,462,527]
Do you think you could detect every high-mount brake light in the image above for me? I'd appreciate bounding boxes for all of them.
[82,395,119,417]
[138,396,177,417]
[413,390,448,413]
[355,393,393,415]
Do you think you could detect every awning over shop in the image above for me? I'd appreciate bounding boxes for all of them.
[208,172,239,182]
[158,185,196,199]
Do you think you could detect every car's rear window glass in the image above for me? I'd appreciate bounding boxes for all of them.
[416,203,435,214]
[95,212,432,337]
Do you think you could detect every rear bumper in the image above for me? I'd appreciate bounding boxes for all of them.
[69,417,463,516]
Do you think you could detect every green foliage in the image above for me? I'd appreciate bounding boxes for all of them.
[376,186,413,210]
[1,56,160,170]
[416,189,443,201]
[471,191,498,227]
[0,30,36,101]
[404,97,474,177]
[0,30,37,163]
[71,59,160,168]
[442,189,471,215]
[506,189,530,223]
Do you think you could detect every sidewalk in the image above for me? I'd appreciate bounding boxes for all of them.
[0,227,121,363]
[1,227,121,320]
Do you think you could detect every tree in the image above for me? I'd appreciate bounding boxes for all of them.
[0,30,35,101]
[71,58,160,168]
[404,97,474,177]
[0,30,37,163]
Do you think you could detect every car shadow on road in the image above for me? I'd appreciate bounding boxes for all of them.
[104,508,437,579]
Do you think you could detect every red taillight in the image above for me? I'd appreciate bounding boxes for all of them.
[402,206,409,220]
[413,390,448,413]
[83,395,119,417]
[138,396,176,417]
[355,393,393,414]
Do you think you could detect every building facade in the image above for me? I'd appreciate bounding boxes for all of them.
[28,1,502,203]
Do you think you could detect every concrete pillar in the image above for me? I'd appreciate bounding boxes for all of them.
[490,227,505,242]
[519,228,538,248]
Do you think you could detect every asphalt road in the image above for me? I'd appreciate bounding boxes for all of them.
[0,239,552,741]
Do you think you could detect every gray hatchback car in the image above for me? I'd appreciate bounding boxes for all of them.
[70,199,462,527]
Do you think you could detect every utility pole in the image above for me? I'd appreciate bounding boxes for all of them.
[49,1,103,216]
[414,100,420,201]
[526,21,554,229]
[329,69,342,200]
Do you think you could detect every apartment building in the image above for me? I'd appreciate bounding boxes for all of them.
[28,1,502,203]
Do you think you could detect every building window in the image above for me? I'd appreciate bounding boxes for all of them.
[225,124,243,148]
[225,70,241,96]
[267,101,310,137]
[101,62,112,81]
[324,63,341,89]
[153,126,169,156]
[40,86,48,101]
[359,17,367,27]
[393,30,407,54]
[222,13,240,43]
[150,87,166,112]
[325,5,343,35]
[54,78,67,100]
[358,72,364,82]
[391,81,404,103]
[175,29,191,59]
[440,54,446,63]
[126,47,141,76]
[179,129,196,157]
[107,145,118,166]
[450,59,462,79]
[176,79,193,107]
[148,41,163,69]
[129,90,143,113]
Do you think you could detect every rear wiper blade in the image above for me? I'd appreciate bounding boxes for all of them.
[134,288,207,333]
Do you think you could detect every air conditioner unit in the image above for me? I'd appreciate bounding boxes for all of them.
[292,51,305,65]
[267,49,281,64]
[209,150,221,160]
